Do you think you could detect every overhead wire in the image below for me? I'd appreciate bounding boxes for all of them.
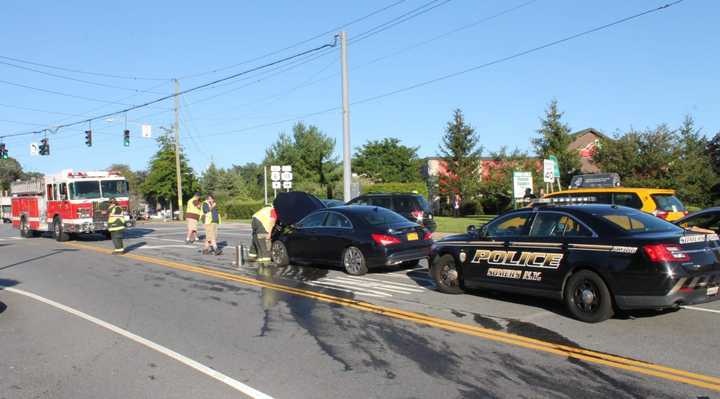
[351,0,453,43]
[0,38,337,140]
[177,0,407,80]
[0,54,170,81]
[0,60,168,94]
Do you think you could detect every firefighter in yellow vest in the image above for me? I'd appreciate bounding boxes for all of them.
[107,197,126,255]
[202,194,223,256]
[185,192,202,244]
[250,205,276,263]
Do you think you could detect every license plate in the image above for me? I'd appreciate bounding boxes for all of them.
[708,286,719,296]
[407,232,418,241]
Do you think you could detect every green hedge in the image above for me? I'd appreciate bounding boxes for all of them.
[363,182,428,198]
[222,200,265,219]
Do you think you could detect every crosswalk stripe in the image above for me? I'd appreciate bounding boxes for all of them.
[340,275,427,290]
[319,277,422,294]
[304,281,390,298]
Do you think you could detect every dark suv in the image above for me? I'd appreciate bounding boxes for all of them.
[347,193,436,232]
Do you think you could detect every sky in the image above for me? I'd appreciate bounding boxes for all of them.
[0,0,718,175]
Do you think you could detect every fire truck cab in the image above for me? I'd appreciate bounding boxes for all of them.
[11,170,130,241]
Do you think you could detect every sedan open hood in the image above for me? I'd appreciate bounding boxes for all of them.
[273,191,326,226]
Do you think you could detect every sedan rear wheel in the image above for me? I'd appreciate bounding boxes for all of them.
[342,246,368,276]
[271,241,289,267]
[431,254,464,294]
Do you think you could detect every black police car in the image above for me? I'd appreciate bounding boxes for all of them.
[429,204,720,322]
[271,192,432,275]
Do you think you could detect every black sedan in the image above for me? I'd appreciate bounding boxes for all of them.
[430,204,720,322]
[675,207,720,234]
[271,199,432,275]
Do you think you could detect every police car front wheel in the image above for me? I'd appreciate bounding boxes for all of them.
[564,270,614,323]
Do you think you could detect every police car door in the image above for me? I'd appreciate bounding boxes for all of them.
[519,211,578,292]
[462,211,535,289]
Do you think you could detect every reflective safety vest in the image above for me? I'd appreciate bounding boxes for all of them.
[107,205,126,232]
[202,201,222,225]
[186,198,202,220]
[252,206,276,234]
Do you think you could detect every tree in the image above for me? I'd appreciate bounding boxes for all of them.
[353,138,422,183]
[480,148,542,214]
[438,109,482,206]
[231,162,265,200]
[0,157,24,193]
[670,116,719,208]
[532,99,581,186]
[708,131,720,175]
[140,133,199,211]
[265,122,340,198]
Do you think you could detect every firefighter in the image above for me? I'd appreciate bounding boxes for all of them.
[250,205,276,263]
[107,197,126,255]
[202,194,222,256]
[185,192,202,244]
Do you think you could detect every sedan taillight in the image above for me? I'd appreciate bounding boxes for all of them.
[643,243,690,262]
[371,233,401,246]
[423,231,433,241]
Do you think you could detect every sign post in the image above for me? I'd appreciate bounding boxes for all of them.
[271,165,293,198]
[512,171,533,209]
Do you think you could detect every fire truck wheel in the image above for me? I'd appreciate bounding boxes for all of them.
[53,217,70,242]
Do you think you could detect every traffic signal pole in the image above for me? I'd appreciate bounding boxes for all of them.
[340,31,352,202]
[174,79,184,221]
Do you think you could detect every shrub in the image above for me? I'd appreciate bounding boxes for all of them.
[363,182,428,198]
[222,200,265,219]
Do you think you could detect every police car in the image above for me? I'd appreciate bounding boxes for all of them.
[429,203,720,322]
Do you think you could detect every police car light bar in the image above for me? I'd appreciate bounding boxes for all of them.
[532,196,599,206]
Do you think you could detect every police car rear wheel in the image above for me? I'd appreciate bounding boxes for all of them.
[431,254,464,294]
[271,241,289,267]
[564,270,613,323]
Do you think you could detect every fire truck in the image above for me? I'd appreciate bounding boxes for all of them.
[11,170,130,241]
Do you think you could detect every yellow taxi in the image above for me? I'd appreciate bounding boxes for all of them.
[544,187,688,221]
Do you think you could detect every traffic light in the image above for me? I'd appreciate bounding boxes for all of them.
[0,143,7,160]
[39,138,50,156]
[123,129,130,147]
[85,130,92,147]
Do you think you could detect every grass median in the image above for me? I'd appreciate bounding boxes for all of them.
[435,215,496,234]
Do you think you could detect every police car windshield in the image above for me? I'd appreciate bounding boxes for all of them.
[594,208,682,233]
[70,181,101,199]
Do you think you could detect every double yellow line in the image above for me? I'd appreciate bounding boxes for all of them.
[65,241,720,392]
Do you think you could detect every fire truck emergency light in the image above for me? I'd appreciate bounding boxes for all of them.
[123,129,130,147]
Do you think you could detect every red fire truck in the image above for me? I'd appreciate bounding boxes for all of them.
[11,170,130,241]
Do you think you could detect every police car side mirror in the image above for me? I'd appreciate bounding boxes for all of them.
[467,225,477,235]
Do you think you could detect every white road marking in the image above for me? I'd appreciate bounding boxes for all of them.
[341,275,427,290]
[3,287,274,399]
[332,276,425,292]
[681,305,720,314]
[304,281,390,298]
[137,245,196,249]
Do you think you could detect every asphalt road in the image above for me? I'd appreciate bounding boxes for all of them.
[1,222,719,398]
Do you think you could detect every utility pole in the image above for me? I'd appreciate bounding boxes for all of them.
[339,31,352,202]
[174,79,184,221]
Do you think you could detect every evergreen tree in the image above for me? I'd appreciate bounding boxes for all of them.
[671,116,719,207]
[532,99,581,186]
[438,109,482,206]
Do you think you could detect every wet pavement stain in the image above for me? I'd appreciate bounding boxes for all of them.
[450,309,466,318]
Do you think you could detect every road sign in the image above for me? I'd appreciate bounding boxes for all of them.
[141,124,152,138]
[513,171,533,199]
[271,181,282,189]
[30,143,38,156]
[281,172,293,181]
[270,165,281,172]
[271,171,281,181]
[548,155,560,177]
[281,165,292,172]
[543,159,556,183]
[282,181,292,189]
